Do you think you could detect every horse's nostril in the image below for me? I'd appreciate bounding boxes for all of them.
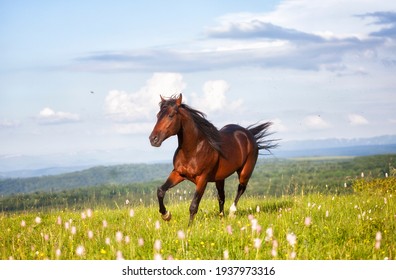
[150,134,160,146]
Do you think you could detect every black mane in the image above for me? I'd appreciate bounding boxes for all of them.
[180,103,223,154]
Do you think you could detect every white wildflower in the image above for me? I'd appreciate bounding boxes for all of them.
[226,225,232,235]
[116,231,123,243]
[116,250,124,260]
[55,248,61,258]
[254,238,262,249]
[286,233,297,247]
[290,251,296,259]
[154,239,161,251]
[223,250,229,260]
[76,245,85,256]
[304,217,312,226]
[265,227,273,242]
[177,230,186,240]
[376,231,382,242]
[251,219,258,231]
[86,208,93,218]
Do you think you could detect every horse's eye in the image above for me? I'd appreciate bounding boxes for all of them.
[168,113,175,119]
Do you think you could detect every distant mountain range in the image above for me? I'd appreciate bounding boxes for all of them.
[278,135,396,150]
[1,135,396,178]
[275,135,396,158]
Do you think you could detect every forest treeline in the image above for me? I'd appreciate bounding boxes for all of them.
[0,154,395,212]
[0,163,172,195]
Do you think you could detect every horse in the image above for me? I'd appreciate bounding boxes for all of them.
[149,94,277,225]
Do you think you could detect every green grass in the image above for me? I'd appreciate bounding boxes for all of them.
[1,191,395,260]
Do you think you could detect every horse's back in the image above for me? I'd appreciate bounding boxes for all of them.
[212,124,258,181]
[220,124,257,149]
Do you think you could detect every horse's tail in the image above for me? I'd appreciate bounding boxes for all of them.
[247,122,279,154]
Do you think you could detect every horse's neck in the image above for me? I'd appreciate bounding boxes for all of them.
[177,112,203,155]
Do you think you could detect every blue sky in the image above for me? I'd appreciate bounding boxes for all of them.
[1,0,396,166]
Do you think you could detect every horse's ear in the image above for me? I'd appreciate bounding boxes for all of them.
[160,95,165,103]
[176,94,182,106]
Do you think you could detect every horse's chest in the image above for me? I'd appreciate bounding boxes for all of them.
[174,154,210,182]
[174,144,218,182]
[175,161,199,182]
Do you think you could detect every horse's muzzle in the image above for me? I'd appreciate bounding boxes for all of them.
[149,133,162,147]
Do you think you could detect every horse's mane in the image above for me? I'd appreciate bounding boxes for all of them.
[160,97,223,155]
[180,103,223,154]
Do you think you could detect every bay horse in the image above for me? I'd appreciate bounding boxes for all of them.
[149,94,277,225]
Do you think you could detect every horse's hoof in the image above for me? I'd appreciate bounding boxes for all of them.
[229,203,237,213]
[228,203,237,218]
[161,211,172,221]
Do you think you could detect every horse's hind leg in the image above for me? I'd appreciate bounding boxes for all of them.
[216,180,225,216]
[230,156,257,215]
[230,184,247,215]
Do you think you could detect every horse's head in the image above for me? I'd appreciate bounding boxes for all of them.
[149,94,183,147]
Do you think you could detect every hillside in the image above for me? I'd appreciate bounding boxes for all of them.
[0,163,172,195]
[0,154,395,199]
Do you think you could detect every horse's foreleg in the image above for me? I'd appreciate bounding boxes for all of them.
[188,178,207,226]
[158,171,184,221]
[215,180,225,216]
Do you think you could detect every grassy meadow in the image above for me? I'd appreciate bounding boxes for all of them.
[1,188,395,260]
[1,155,395,260]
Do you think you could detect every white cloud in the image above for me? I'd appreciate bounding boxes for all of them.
[192,80,242,113]
[303,115,330,130]
[202,80,229,111]
[271,118,288,133]
[248,0,396,39]
[208,19,324,42]
[105,74,245,134]
[73,1,396,74]
[203,1,396,73]
[38,107,80,125]
[104,72,186,122]
[348,114,369,125]
[0,119,20,128]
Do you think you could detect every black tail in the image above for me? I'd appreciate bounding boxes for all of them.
[247,122,279,154]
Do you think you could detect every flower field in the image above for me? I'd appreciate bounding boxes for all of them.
[1,189,395,260]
